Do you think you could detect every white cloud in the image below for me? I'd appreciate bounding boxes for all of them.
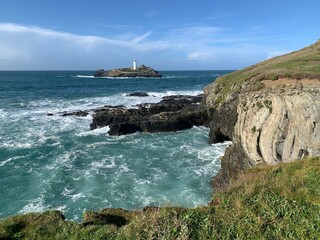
[168,25,223,38]
[0,23,167,51]
[187,52,208,61]
[0,22,292,70]
[0,22,175,69]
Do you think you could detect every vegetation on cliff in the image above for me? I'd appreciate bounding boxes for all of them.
[204,40,320,189]
[206,40,320,107]
[1,157,319,239]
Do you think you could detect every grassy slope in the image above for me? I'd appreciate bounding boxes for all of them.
[1,157,319,239]
[213,40,320,98]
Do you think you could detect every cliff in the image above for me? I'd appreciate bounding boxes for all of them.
[204,40,320,189]
[94,65,162,78]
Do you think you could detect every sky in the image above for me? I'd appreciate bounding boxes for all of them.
[0,0,319,70]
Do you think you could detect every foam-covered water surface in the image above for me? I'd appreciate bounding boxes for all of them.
[0,70,232,221]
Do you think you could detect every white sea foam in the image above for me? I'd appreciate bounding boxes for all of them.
[0,157,15,167]
[74,75,95,78]
[197,149,217,161]
[0,108,7,118]
[12,88,203,120]
[62,187,74,196]
[70,193,86,202]
[0,141,33,149]
[61,187,86,202]
[90,158,116,171]
[55,205,67,212]
[212,141,232,146]
[19,195,49,214]
[53,153,74,169]
[120,164,130,173]
[77,126,110,136]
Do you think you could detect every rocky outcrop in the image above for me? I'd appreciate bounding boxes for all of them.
[204,41,320,190]
[50,94,208,136]
[94,65,162,78]
[91,95,208,135]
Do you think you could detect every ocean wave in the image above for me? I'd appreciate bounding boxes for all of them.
[90,158,116,171]
[0,157,14,167]
[212,141,232,147]
[9,88,204,118]
[73,75,95,78]
[77,126,110,137]
[19,195,48,214]
[62,187,86,202]
[0,141,34,149]
[0,108,6,118]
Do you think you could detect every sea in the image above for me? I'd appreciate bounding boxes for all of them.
[0,70,232,221]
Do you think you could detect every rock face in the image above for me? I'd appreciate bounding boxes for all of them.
[90,95,208,135]
[94,65,162,78]
[204,41,320,190]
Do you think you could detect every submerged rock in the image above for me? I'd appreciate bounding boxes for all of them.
[126,92,149,97]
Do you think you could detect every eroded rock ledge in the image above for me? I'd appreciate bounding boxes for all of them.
[91,94,208,135]
[53,94,209,136]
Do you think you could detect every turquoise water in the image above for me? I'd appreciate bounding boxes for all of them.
[0,70,231,221]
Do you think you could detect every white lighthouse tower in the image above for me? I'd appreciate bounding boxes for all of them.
[133,59,137,70]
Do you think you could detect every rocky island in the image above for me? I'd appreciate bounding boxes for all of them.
[93,62,162,78]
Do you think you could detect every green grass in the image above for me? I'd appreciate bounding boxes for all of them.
[1,157,319,239]
[211,40,320,106]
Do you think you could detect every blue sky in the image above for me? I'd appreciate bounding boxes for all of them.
[0,0,319,70]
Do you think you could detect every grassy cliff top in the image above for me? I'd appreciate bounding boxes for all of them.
[212,40,320,97]
[1,157,319,239]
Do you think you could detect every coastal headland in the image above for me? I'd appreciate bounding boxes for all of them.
[93,65,162,78]
[1,41,320,239]
[204,40,320,189]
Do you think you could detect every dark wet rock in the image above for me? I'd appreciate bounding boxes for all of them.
[126,92,149,97]
[48,110,90,117]
[61,110,89,117]
[90,94,208,135]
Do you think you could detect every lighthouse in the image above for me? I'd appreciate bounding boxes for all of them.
[133,59,137,70]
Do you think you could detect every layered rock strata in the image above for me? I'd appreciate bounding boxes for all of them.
[204,41,320,189]
[205,78,320,189]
